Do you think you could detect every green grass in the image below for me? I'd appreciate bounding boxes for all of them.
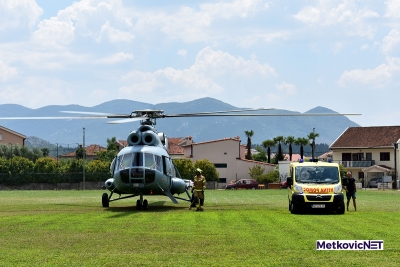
[0,189,399,266]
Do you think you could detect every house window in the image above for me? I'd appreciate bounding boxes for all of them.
[366,153,372,161]
[380,152,390,161]
[352,153,363,160]
[219,178,227,183]
[0,133,2,140]
[342,153,351,161]
[214,163,227,168]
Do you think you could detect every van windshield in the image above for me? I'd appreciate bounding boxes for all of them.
[295,166,339,184]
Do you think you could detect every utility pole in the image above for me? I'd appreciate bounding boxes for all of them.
[312,128,315,161]
[394,143,398,190]
[83,127,86,190]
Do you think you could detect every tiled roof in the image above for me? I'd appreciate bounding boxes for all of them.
[168,138,185,155]
[62,144,106,157]
[330,126,400,148]
[237,158,275,166]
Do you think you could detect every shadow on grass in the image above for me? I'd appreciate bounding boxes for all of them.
[104,201,190,217]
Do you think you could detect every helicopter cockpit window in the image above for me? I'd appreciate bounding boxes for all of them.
[144,153,155,168]
[132,152,144,167]
[118,153,132,170]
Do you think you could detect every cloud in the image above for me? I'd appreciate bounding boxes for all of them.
[0,59,17,81]
[384,0,400,18]
[177,49,187,57]
[96,52,134,64]
[0,0,43,31]
[119,47,276,101]
[294,0,379,38]
[135,0,269,43]
[33,17,75,46]
[338,61,395,87]
[97,21,135,43]
[276,82,297,95]
[381,29,400,55]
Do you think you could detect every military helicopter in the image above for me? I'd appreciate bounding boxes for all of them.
[0,107,360,210]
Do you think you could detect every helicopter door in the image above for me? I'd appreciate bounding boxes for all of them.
[162,156,173,187]
[131,152,144,185]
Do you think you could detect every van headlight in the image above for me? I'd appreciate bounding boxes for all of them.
[334,184,342,194]
[294,184,303,193]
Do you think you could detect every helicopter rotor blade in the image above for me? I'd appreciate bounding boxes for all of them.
[61,111,129,117]
[164,113,361,118]
[107,117,146,124]
[165,108,275,117]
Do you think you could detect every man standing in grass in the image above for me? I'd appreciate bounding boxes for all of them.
[345,171,357,211]
[191,168,206,211]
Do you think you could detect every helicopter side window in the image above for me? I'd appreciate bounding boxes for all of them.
[164,156,172,176]
[155,155,163,172]
[110,157,116,175]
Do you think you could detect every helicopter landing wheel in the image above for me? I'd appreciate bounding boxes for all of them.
[102,193,109,208]
[136,199,142,210]
[143,199,148,210]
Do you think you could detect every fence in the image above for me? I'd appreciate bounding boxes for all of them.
[0,172,110,186]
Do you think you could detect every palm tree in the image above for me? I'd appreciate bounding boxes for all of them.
[284,136,296,161]
[262,139,276,164]
[294,137,309,160]
[307,131,320,160]
[273,136,285,162]
[244,130,254,160]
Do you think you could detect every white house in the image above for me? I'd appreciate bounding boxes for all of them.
[330,126,400,188]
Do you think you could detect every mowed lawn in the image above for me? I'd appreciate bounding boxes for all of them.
[0,189,399,266]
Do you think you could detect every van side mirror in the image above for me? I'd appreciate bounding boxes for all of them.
[342,177,348,186]
[287,177,293,187]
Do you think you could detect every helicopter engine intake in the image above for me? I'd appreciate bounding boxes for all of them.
[142,130,162,146]
[127,131,142,145]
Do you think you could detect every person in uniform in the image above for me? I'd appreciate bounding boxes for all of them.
[190,168,206,211]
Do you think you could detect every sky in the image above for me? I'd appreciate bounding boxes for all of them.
[1,0,400,127]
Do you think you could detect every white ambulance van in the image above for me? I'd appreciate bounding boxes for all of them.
[286,160,345,214]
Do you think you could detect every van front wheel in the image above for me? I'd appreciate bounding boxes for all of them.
[290,203,298,214]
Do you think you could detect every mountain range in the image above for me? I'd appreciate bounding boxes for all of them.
[0,97,359,147]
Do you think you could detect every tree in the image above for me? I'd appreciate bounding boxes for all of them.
[194,159,219,182]
[86,160,111,173]
[34,157,57,173]
[173,159,195,180]
[41,148,50,157]
[273,136,285,162]
[248,165,265,181]
[294,137,309,160]
[252,146,267,162]
[307,131,320,160]
[262,139,276,164]
[284,136,296,161]
[75,147,85,159]
[244,130,254,160]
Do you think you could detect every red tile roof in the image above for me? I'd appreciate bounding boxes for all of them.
[62,144,106,157]
[330,126,400,148]
[168,138,185,155]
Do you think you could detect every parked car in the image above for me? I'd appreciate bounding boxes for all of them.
[184,179,194,190]
[225,179,259,190]
[280,180,288,189]
[367,178,382,188]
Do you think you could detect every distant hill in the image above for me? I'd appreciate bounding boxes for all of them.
[0,97,359,147]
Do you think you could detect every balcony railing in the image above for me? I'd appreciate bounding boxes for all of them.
[333,160,375,168]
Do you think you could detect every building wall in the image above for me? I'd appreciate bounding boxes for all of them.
[332,147,399,181]
[184,139,275,188]
[0,128,25,146]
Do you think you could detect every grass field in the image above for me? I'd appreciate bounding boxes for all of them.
[1,189,399,266]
